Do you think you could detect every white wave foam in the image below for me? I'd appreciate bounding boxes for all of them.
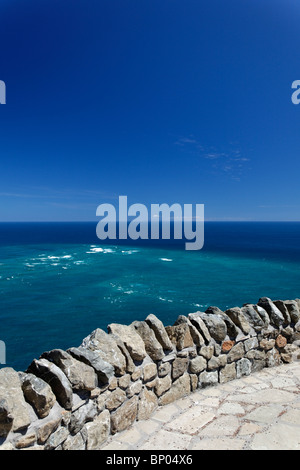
[87,247,115,254]
[158,296,173,302]
[121,249,139,255]
[90,247,104,252]
[159,258,173,262]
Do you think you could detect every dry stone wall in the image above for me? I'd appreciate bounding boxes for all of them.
[1,296,300,450]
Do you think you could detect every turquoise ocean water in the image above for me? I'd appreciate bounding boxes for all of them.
[0,222,300,371]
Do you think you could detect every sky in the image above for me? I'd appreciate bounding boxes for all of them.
[0,0,300,221]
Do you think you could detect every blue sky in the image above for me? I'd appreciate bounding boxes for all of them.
[0,0,300,221]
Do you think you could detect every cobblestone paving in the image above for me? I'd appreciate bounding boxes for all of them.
[100,362,300,450]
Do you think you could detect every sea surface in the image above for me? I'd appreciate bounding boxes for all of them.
[1,222,300,371]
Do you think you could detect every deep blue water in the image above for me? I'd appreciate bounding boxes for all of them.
[0,222,300,371]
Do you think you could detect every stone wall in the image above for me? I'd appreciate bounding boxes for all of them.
[1,296,300,450]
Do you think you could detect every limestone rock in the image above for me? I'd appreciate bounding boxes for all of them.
[19,372,56,419]
[0,398,13,438]
[188,313,211,344]
[260,338,275,351]
[243,337,259,352]
[227,342,245,363]
[173,315,205,347]
[253,305,270,328]
[208,355,226,370]
[190,374,198,392]
[295,321,300,332]
[15,431,36,449]
[118,374,131,389]
[219,363,236,384]
[131,368,142,381]
[199,344,214,360]
[197,312,227,342]
[107,323,147,361]
[96,390,110,412]
[110,334,135,373]
[281,326,295,339]
[158,362,171,378]
[248,351,266,372]
[205,306,239,338]
[27,358,73,411]
[41,349,97,391]
[0,368,31,435]
[198,370,218,388]
[145,314,174,351]
[0,442,15,450]
[154,375,172,397]
[165,323,194,350]
[266,347,281,367]
[105,388,126,411]
[67,346,114,384]
[161,352,176,363]
[131,321,164,361]
[283,300,300,323]
[189,355,207,374]
[81,328,127,375]
[138,389,158,421]
[62,432,86,450]
[143,363,157,382]
[172,356,189,380]
[158,373,190,406]
[84,409,111,449]
[127,379,142,398]
[241,304,265,331]
[34,402,63,445]
[257,297,285,327]
[236,358,251,378]
[110,396,138,434]
[108,377,118,391]
[225,307,251,335]
[69,400,98,434]
[273,301,291,324]
[145,377,158,389]
[44,426,69,450]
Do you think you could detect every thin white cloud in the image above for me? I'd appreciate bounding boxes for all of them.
[0,187,118,201]
[174,136,250,180]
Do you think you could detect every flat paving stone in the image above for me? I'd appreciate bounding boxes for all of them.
[165,407,215,435]
[100,362,300,451]
[138,429,192,450]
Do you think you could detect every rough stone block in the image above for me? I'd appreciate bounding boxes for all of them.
[110,396,138,434]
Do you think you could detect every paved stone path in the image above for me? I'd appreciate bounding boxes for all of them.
[100,362,300,450]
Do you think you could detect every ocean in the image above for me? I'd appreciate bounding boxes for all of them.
[1,221,300,372]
